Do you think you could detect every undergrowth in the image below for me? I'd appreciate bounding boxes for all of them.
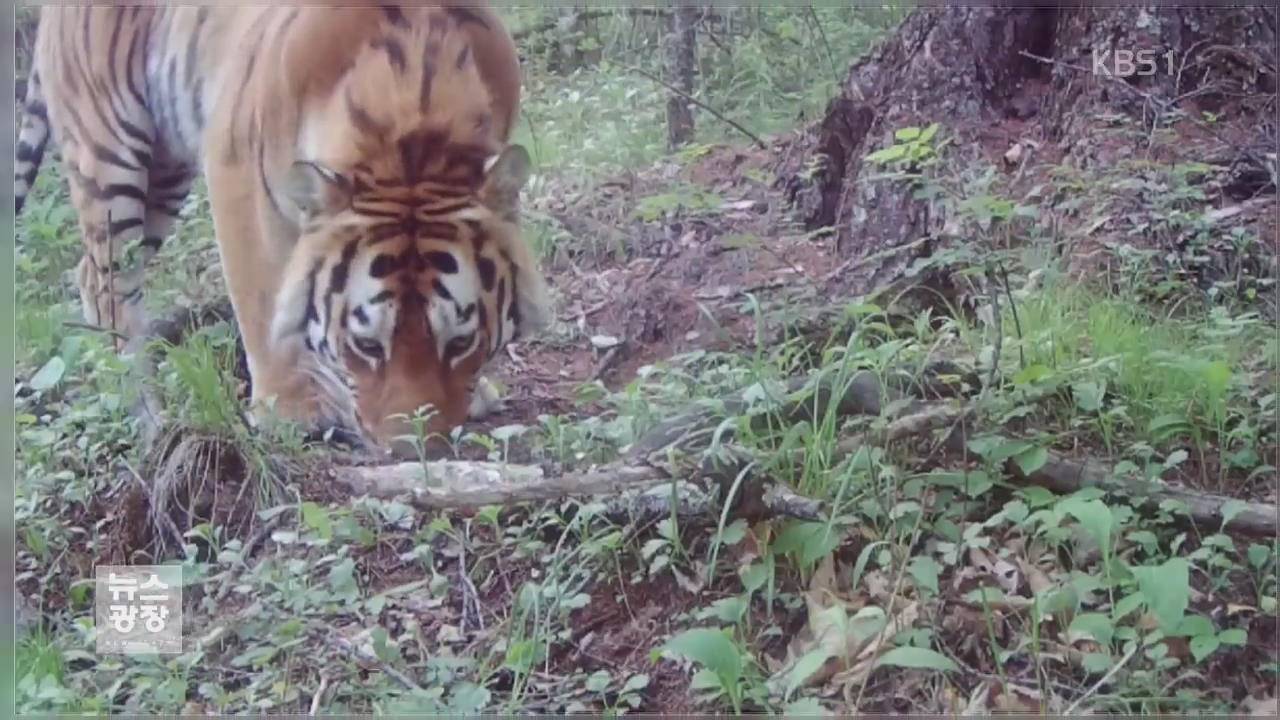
[14,7,1277,716]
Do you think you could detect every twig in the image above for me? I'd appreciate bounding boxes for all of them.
[62,321,128,342]
[458,521,484,633]
[572,299,611,322]
[1065,642,1138,714]
[644,252,673,280]
[309,674,329,716]
[997,261,1026,370]
[590,343,625,381]
[821,235,931,284]
[326,634,423,692]
[620,63,766,148]
[984,263,1003,393]
[692,278,787,300]
[935,429,1280,537]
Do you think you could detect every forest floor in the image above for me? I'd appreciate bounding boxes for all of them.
[15,85,1279,716]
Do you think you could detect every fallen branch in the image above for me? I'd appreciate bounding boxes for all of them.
[1011,450,1279,538]
[325,633,423,693]
[127,299,1274,539]
[330,458,822,523]
[840,399,1278,537]
[328,368,954,522]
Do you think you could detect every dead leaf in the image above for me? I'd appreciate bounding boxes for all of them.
[1136,613,1161,632]
[766,553,876,693]
[979,681,1048,713]
[1019,557,1055,595]
[809,554,840,600]
[829,601,922,689]
[1004,142,1024,165]
[437,624,464,643]
[1242,695,1279,716]
[862,569,891,602]
[960,681,991,715]
[992,557,1021,594]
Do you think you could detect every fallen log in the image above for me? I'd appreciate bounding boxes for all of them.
[129,300,1275,538]
[330,459,822,523]
[1013,450,1279,538]
[325,366,952,523]
[909,416,1280,538]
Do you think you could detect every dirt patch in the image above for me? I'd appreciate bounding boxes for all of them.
[470,140,842,435]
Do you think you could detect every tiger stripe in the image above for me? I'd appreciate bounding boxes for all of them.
[16,6,551,450]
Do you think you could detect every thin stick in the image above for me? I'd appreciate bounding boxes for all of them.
[326,634,423,692]
[1065,642,1138,714]
[590,343,624,381]
[62,321,128,342]
[620,63,766,148]
[309,674,329,716]
[821,235,932,284]
[998,261,1026,370]
[984,264,1003,393]
[458,520,485,632]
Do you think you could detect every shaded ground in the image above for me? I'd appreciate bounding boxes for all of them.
[16,33,1278,708]
[17,107,1278,709]
[472,142,842,433]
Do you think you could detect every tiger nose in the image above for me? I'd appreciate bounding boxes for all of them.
[365,410,459,460]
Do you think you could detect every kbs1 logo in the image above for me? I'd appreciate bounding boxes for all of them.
[1092,47,1178,78]
[95,565,184,655]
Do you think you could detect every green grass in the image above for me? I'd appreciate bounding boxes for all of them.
[14,7,1277,714]
[1010,279,1272,448]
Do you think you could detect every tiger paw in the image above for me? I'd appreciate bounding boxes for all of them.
[467,375,505,420]
[249,375,364,449]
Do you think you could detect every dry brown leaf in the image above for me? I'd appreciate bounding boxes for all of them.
[993,683,1046,712]
[967,547,995,571]
[810,553,840,600]
[830,601,922,689]
[671,561,707,595]
[727,521,769,568]
[967,547,1021,594]
[1135,612,1162,632]
[992,556,1021,594]
[767,553,873,693]
[862,568,891,603]
[950,564,988,598]
[1242,695,1279,716]
[1018,556,1055,595]
[1004,142,1024,166]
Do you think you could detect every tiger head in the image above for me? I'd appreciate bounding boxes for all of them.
[270,13,551,450]
[271,136,552,448]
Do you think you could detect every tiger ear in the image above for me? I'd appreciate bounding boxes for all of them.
[286,160,352,220]
[480,144,532,218]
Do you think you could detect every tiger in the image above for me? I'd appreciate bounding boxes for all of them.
[14,6,554,450]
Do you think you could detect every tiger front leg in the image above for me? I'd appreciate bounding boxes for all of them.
[64,165,159,350]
